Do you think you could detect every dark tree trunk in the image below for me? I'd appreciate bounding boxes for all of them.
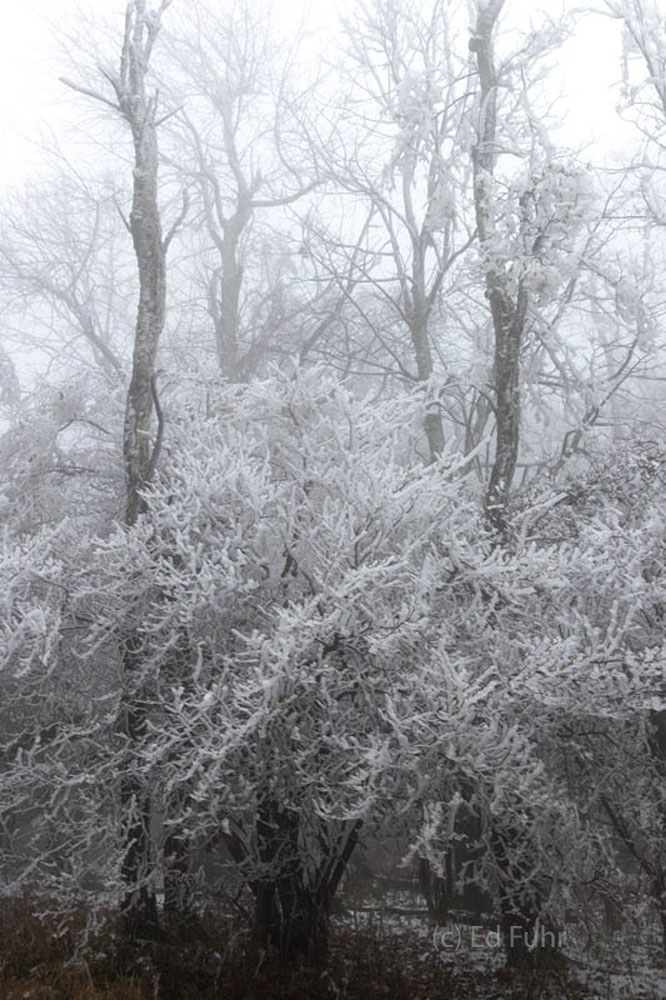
[117,636,161,943]
[649,714,666,956]
[649,709,666,762]
[408,316,445,463]
[253,800,324,962]
[419,856,448,921]
[162,823,202,940]
[250,798,361,962]
[650,873,666,959]
[419,801,491,923]
[489,822,563,969]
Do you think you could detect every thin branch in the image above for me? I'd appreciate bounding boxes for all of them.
[60,77,119,113]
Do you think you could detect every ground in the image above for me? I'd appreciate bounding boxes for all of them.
[1,880,665,998]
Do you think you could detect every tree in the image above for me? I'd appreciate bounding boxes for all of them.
[3,0,666,985]
[0,169,132,536]
[0,366,478,958]
[309,0,477,461]
[0,170,130,384]
[469,0,598,538]
[598,1,666,946]
[403,1,602,966]
[122,369,476,958]
[605,0,666,146]
[159,0,322,381]
[63,0,176,942]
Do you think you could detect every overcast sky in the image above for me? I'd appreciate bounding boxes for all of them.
[0,0,635,189]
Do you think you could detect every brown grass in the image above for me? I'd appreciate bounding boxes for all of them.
[0,898,594,999]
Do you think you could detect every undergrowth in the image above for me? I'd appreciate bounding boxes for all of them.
[0,897,595,999]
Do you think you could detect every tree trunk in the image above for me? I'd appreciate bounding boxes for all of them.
[59,16,172,933]
[117,635,161,942]
[470,7,566,971]
[162,823,202,939]
[489,823,563,969]
[419,801,491,923]
[121,7,169,527]
[648,713,666,957]
[471,0,528,541]
[253,800,324,962]
[408,316,445,463]
[214,215,248,381]
[657,880,666,960]
[419,856,450,922]
[405,217,446,462]
[114,0,171,941]
[251,798,361,962]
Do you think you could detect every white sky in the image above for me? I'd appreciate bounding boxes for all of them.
[0,0,636,189]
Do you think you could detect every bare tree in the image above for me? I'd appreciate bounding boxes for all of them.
[471,0,525,537]
[0,169,129,383]
[63,0,175,941]
[605,0,666,142]
[160,0,321,381]
[470,1,601,535]
[311,0,478,461]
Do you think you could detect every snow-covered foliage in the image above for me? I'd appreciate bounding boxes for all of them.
[504,161,596,304]
[0,370,664,949]
[0,372,123,535]
[0,371,462,909]
[609,0,666,138]
[2,0,666,982]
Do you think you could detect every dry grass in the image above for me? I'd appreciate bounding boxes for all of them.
[0,898,594,999]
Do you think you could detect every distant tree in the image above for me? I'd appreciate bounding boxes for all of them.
[308,0,477,460]
[0,170,130,384]
[0,170,130,536]
[159,0,323,381]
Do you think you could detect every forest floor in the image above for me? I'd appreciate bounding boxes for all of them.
[0,888,665,999]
